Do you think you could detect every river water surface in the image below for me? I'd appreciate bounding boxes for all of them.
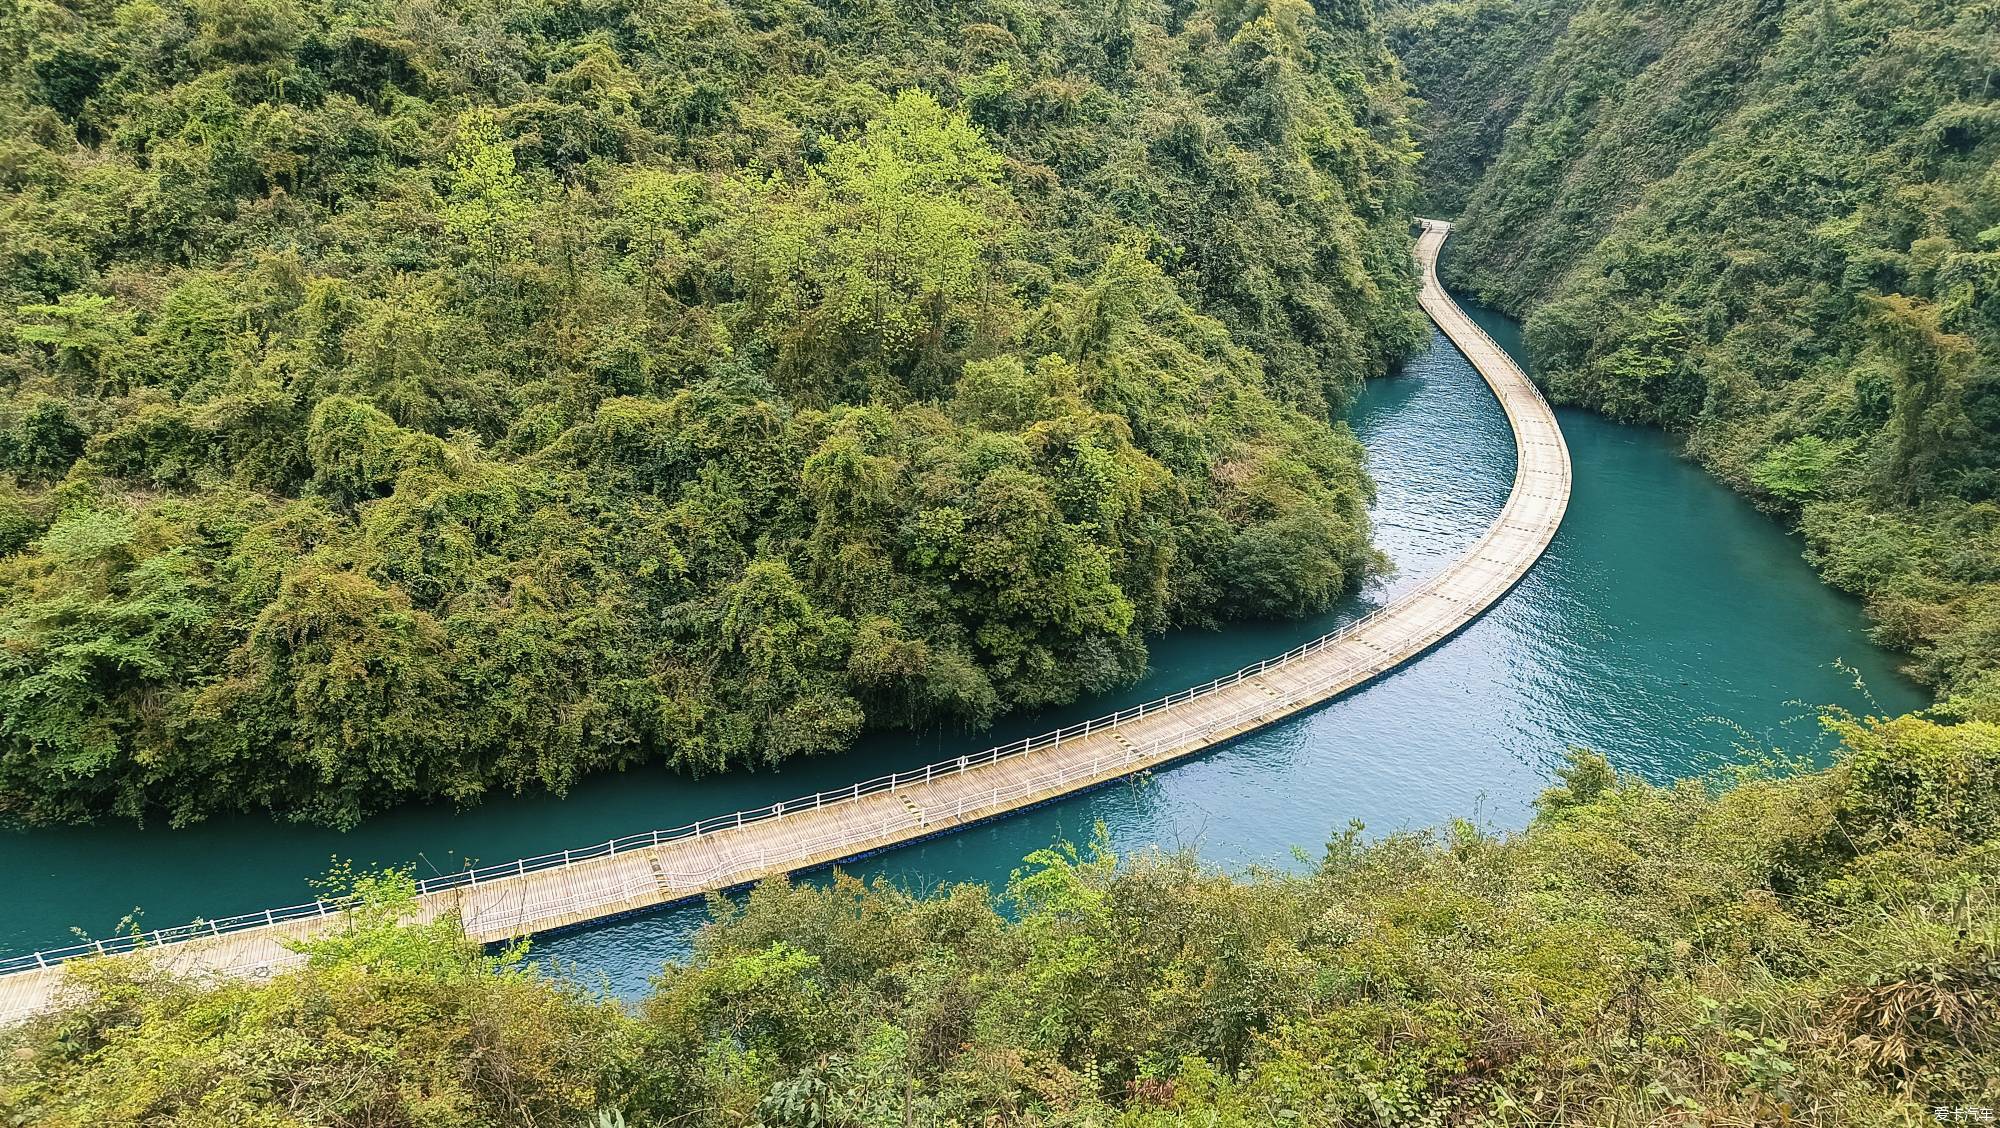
[0,308,1925,994]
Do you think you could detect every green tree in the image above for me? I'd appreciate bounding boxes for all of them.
[443,113,534,279]
[14,294,132,391]
[1751,435,1844,504]
[0,508,213,818]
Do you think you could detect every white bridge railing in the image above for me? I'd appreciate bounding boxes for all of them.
[458,605,1474,929]
[0,597,1414,978]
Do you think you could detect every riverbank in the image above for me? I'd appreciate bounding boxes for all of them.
[0,273,1923,989]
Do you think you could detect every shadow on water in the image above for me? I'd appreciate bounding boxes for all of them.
[1,306,1924,998]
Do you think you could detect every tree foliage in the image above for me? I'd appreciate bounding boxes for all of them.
[0,0,1425,826]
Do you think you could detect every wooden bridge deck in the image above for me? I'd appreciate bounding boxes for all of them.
[0,220,1569,1024]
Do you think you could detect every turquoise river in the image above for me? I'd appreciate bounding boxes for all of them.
[0,305,1927,997]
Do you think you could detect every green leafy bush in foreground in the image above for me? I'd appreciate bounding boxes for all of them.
[5,711,1996,1125]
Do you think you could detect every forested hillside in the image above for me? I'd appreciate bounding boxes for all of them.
[0,0,1424,827]
[1393,0,2000,714]
[1384,0,1571,215]
[7,714,1997,1124]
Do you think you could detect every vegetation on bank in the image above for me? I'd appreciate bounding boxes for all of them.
[1392,0,2000,716]
[0,0,1424,827]
[3,712,1996,1125]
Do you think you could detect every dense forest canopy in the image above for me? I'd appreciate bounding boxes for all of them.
[6,714,1997,1123]
[1392,0,2000,716]
[0,0,1425,827]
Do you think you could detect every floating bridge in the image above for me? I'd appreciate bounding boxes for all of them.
[0,220,1571,1024]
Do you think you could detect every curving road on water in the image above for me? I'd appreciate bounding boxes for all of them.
[0,219,1570,1023]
